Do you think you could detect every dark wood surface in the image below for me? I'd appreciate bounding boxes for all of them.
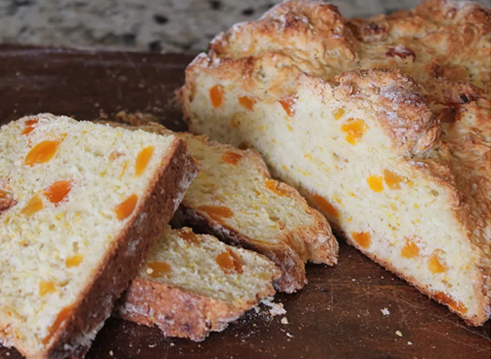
[0,45,489,359]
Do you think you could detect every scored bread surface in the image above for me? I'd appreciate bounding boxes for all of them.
[0,114,198,358]
[115,226,280,341]
[180,0,491,326]
[100,119,338,293]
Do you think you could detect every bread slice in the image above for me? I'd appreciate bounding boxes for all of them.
[0,114,198,358]
[115,225,280,341]
[180,1,490,325]
[99,120,337,293]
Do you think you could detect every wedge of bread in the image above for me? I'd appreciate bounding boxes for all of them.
[0,114,198,358]
[180,0,491,325]
[115,226,280,341]
[100,120,337,293]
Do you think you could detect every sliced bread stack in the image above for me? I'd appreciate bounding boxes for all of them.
[0,114,198,358]
[116,225,280,341]
[101,120,338,293]
[180,0,491,326]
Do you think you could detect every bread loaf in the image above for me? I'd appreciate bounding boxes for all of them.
[180,0,491,326]
[0,114,198,358]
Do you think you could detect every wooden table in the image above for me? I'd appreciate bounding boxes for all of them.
[0,45,489,359]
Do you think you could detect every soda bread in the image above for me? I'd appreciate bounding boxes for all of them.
[115,226,280,341]
[0,114,198,358]
[100,120,337,293]
[180,0,491,325]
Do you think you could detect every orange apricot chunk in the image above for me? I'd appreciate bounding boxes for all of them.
[367,175,384,193]
[179,230,200,245]
[135,146,154,177]
[115,194,138,220]
[351,232,371,249]
[21,193,43,217]
[384,169,405,190]
[198,205,234,221]
[265,179,287,197]
[44,180,72,205]
[428,251,447,274]
[43,305,74,345]
[147,261,172,278]
[221,151,243,166]
[216,249,243,274]
[22,118,39,135]
[39,280,56,297]
[434,291,468,314]
[333,108,345,120]
[401,238,420,258]
[25,140,62,166]
[341,119,368,145]
[312,194,340,218]
[238,96,256,111]
[66,254,84,268]
[279,96,298,117]
[210,84,225,108]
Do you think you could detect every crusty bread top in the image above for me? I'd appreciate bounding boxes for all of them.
[210,0,490,98]
[180,0,490,297]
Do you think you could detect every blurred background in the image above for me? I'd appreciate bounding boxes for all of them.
[0,0,490,53]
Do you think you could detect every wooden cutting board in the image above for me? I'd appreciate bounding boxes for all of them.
[0,45,489,359]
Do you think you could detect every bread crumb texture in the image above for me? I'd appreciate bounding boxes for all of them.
[0,114,177,353]
[140,226,279,305]
[181,0,491,325]
[99,120,338,293]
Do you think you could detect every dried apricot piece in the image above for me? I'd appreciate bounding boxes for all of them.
[216,249,243,274]
[115,194,138,220]
[135,146,154,177]
[434,291,468,314]
[43,305,74,344]
[279,96,298,117]
[341,119,368,145]
[312,194,340,218]
[401,238,419,258]
[265,179,287,197]
[147,261,172,278]
[367,175,384,193]
[66,254,84,268]
[428,251,447,274]
[221,151,243,166]
[179,229,200,245]
[210,84,225,108]
[384,169,405,190]
[198,205,233,221]
[25,140,62,166]
[44,180,72,205]
[238,96,256,111]
[22,118,39,135]
[333,108,345,120]
[351,232,371,249]
[21,193,43,217]
[39,280,56,296]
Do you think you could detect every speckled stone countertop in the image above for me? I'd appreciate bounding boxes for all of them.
[0,0,489,52]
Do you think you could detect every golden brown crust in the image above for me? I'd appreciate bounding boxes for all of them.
[180,0,490,325]
[115,273,276,342]
[35,139,198,359]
